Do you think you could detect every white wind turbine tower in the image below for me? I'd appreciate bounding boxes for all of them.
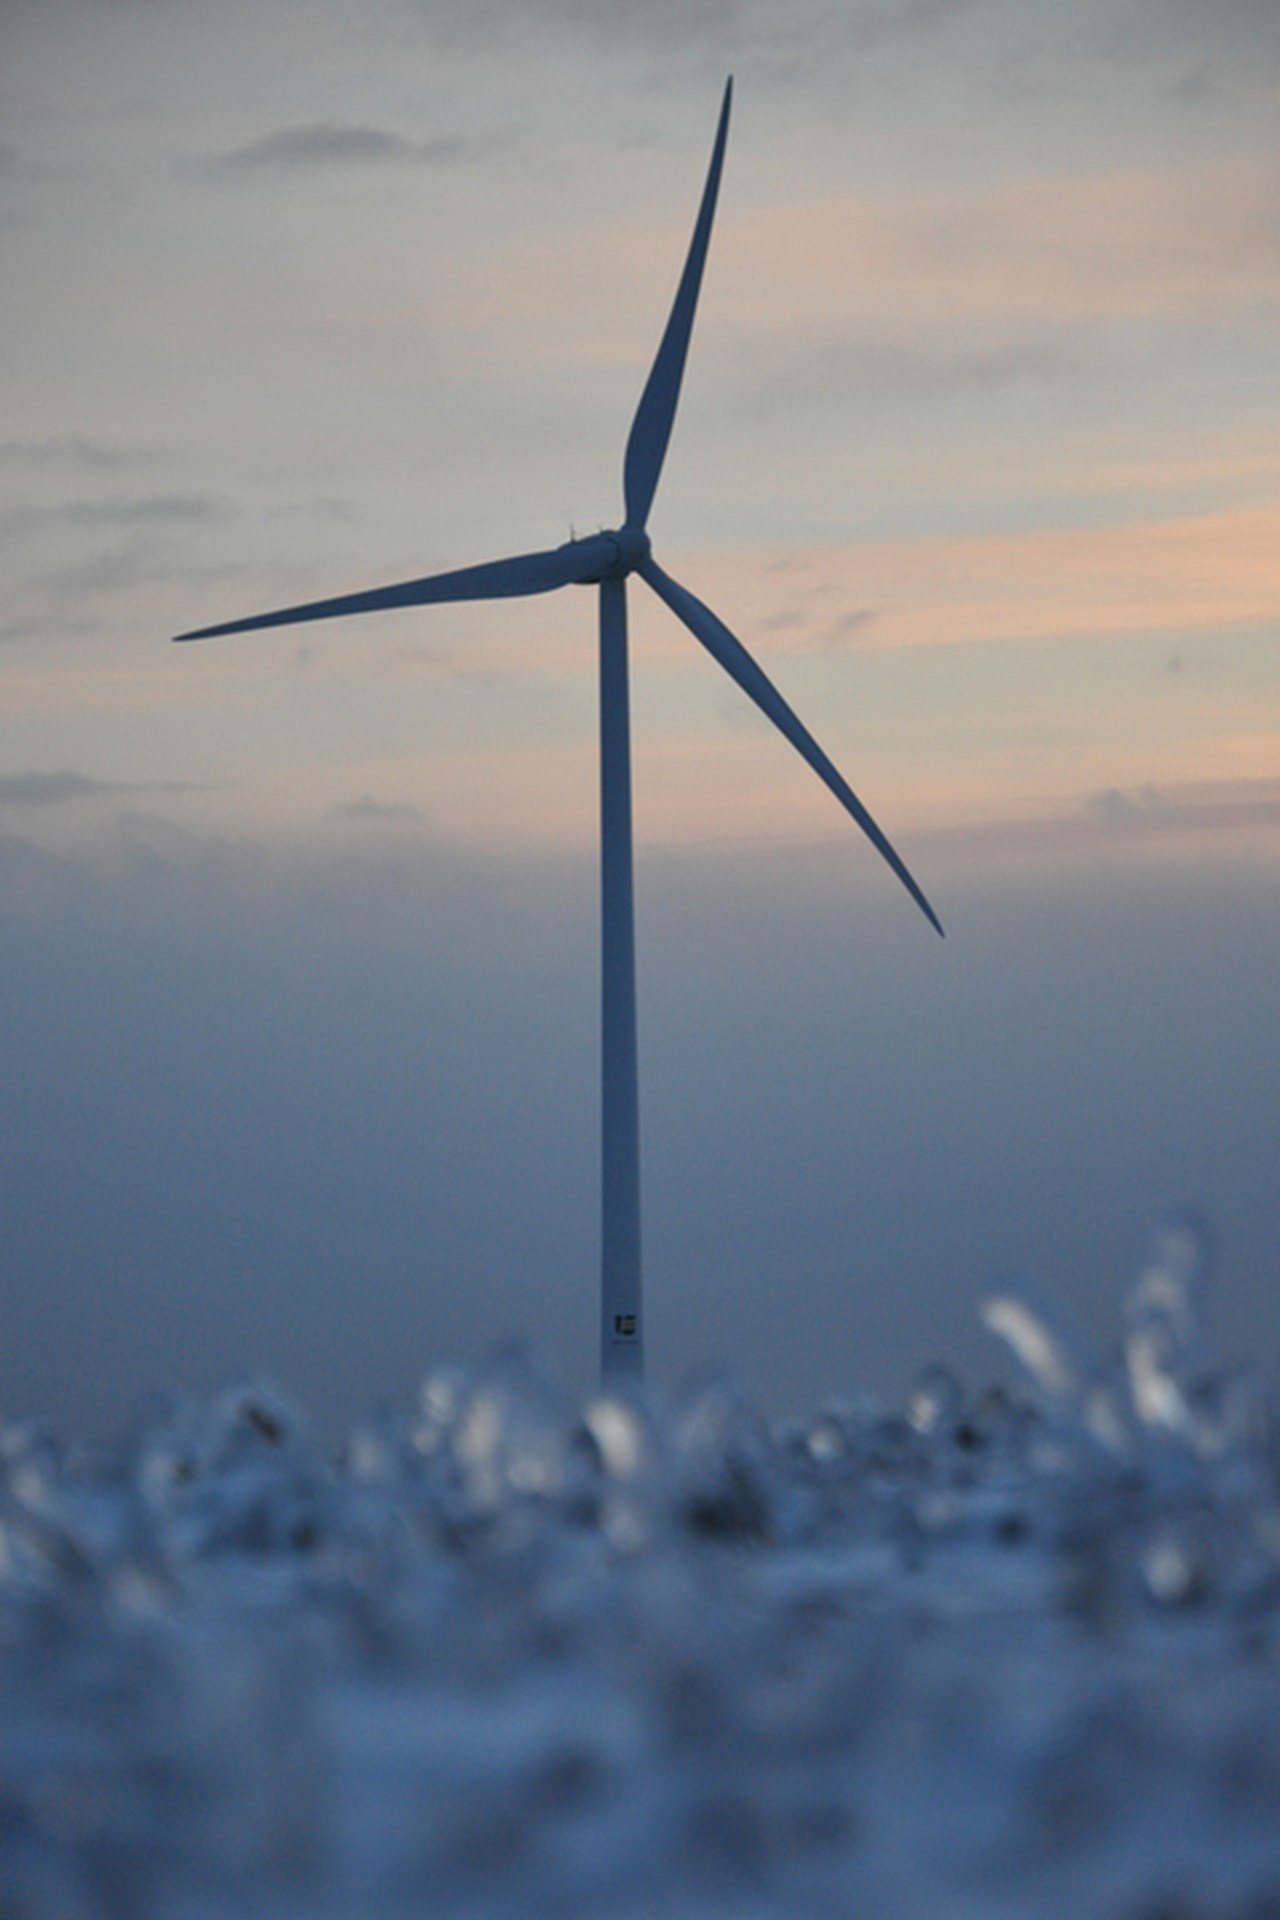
[175,79,943,1387]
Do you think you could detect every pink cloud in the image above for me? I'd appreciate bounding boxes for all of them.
[723,157,1280,333]
[681,502,1280,655]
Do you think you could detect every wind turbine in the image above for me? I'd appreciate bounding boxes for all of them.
[175,78,943,1388]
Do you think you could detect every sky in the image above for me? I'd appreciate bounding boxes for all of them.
[1,0,1278,1441]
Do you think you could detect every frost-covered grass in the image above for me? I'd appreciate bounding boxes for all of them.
[3,1217,1280,1918]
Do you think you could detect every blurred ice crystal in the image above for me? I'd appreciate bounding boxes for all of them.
[907,1362,964,1436]
[1124,1208,1211,1441]
[3,1222,1280,1918]
[980,1276,1088,1406]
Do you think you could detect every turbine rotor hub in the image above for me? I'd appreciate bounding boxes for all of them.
[566,527,651,584]
[601,525,652,579]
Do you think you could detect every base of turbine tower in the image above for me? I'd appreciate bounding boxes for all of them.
[602,1316,644,1386]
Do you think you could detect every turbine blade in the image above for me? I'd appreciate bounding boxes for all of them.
[641,557,944,937]
[621,77,732,533]
[173,538,614,643]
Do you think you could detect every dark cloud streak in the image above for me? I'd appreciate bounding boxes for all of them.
[202,124,490,177]
[825,608,880,648]
[402,0,1276,94]
[405,0,970,58]
[0,773,203,811]
[0,493,236,613]
[0,493,228,536]
[0,436,165,473]
[915,777,1280,863]
[328,795,424,826]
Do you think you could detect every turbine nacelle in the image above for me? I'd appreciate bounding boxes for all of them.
[565,525,653,584]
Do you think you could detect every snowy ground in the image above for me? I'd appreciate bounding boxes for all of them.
[4,1216,1280,1919]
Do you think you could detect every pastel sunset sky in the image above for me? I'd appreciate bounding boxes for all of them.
[2,0,1277,1435]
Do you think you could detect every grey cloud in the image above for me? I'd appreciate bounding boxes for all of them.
[0,773,112,810]
[67,493,220,529]
[759,606,808,635]
[0,436,163,473]
[36,539,198,599]
[736,327,1092,425]
[204,125,483,177]
[1,494,229,539]
[828,0,974,57]
[408,0,744,49]
[826,608,880,648]
[38,543,163,598]
[0,773,201,811]
[759,602,880,650]
[3,495,233,605]
[1167,58,1216,104]
[416,0,1280,111]
[329,795,424,826]
[0,610,103,645]
[1087,778,1280,837]
[1123,0,1280,65]
[919,778,1280,862]
[1088,785,1181,831]
[989,0,1280,103]
[402,0,1274,97]
[408,0,969,58]
[850,331,1090,400]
